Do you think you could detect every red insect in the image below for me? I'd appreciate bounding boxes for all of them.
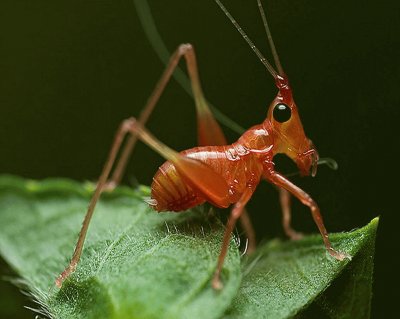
[56,0,348,290]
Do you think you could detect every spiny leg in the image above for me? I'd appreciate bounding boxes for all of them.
[266,171,350,261]
[278,187,303,240]
[212,187,255,290]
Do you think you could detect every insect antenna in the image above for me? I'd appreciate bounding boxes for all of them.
[257,0,284,76]
[214,0,278,79]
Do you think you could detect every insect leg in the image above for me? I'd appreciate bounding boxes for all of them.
[126,119,259,259]
[266,171,350,261]
[279,187,303,240]
[236,207,256,254]
[55,119,138,287]
[183,47,256,252]
[107,44,225,188]
[212,187,255,290]
[105,43,256,253]
[125,118,232,208]
[56,117,232,288]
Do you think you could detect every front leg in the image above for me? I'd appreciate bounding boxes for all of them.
[266,170,349,261]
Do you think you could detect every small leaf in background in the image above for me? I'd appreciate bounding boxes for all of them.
[0,176,241,319]
[0,176,378,319]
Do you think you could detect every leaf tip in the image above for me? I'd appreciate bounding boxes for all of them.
[369,216,380,228]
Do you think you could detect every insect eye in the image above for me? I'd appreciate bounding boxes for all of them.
[273,103,291,123]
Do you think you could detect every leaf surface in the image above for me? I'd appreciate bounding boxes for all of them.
[0,176,241,319]
[224,219,378,318]
[0,176,377,319]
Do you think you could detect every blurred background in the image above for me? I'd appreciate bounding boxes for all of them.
[0,0,398,317]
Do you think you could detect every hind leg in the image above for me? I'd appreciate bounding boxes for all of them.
[104,44,256,252]
[107,44,225,188]
[56,117,232,288]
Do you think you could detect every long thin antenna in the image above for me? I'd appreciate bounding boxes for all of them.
[257,0,284,75]
[214,0,278,79]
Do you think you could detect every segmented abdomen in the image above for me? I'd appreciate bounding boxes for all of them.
[150,159,205,212]
[150,145,263,212]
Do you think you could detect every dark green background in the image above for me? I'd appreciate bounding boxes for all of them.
[0,0,398,317]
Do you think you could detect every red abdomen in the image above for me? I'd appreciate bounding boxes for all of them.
[150,145,263,212]
[151,159,206,212]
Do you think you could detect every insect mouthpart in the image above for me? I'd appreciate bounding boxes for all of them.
[296,144,319,177]
[307,140,319,177]
[311,148,319,177]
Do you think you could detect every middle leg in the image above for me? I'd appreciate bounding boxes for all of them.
[278,187,303,240]
[212,187,255,290]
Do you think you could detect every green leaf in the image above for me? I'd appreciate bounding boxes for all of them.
[0,176,241,319]
[0,176,377,319]
[224,219,378,319]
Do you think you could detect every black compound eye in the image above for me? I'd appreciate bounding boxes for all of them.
[273,103,291,123]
